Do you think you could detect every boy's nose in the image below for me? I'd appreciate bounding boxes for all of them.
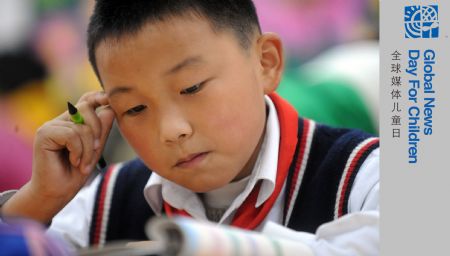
[159,112,193,144]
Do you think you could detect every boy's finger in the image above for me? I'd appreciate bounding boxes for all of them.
[64,132,83,167]
[96,105,115,150]
[55,121,96,173]
[76,101,102,141]
[76,124,96,173]
[78,91,98,102]
[54,92,109,123]
[39,123,83,167]
[78,91,109,109]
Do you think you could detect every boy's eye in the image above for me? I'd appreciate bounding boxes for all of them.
[124,105,147,116]
[180,82,204,95]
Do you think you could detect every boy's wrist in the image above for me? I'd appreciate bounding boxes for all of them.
[27,179,75,203]
[1,182,66,224]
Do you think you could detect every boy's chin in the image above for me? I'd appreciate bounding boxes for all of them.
[188,184,224,193]
[184,177,235,193]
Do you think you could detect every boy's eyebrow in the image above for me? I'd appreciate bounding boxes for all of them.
[165,55,204,76]
[107,87,132,98]
[107,56,204,98]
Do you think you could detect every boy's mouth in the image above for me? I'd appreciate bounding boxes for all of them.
[175,152,209,168]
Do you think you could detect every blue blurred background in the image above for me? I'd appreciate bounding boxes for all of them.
[0,0,379,190]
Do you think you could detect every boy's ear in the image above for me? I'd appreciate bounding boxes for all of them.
[255,33,284,94]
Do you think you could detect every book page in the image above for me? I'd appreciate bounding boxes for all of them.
[147,216,314,256]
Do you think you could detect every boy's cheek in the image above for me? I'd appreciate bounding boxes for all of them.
[119,127,153,156]
[134,145,167,172]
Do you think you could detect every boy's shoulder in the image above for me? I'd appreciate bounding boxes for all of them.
[297,117,379,155]
[298,119,379,181]
[285,118,379,232]
[313,122,377,147]
[271,92,377,155]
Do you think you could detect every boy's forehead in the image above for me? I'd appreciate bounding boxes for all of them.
[100,15,214,49]
[96,13,251,61]
[98,16,249,61]
[95,15,251,91]
[96,17,212,68]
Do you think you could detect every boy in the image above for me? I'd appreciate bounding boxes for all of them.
[0,0,379,254]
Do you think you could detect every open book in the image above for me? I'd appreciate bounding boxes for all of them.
[79,216,313,256]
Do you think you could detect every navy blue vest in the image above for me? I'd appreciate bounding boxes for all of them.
[89,118,378,246]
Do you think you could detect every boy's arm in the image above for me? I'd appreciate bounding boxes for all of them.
[0,183,73,224]
[0,92,114,224]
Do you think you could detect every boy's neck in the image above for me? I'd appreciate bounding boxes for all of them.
[199,175,251,222]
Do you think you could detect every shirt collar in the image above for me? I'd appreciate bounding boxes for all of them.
[143,95,280,218]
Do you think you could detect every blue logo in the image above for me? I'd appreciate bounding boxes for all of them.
[404,5,439,38]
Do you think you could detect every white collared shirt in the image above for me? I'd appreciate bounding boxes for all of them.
[47,96,380,255]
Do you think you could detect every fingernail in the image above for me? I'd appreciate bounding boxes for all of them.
[97,91,107,99]
[76,158,81,167]
[94,139,100,149]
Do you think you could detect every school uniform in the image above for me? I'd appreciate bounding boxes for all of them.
[48,93,379,255]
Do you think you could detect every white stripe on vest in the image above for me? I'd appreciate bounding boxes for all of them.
[98,163,122,246]
[334,137,378,219]
[284,120,316,226]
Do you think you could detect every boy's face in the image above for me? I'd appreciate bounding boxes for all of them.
[96,16,278,192]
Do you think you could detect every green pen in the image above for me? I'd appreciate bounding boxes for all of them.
[67,102,107,169]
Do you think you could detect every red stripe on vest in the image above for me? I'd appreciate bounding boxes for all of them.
[337,139,379,217]
[92,166,115,245]
[164,93,299,230]
[285,119,310,217]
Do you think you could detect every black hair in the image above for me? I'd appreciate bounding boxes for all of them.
[87,0,261,81]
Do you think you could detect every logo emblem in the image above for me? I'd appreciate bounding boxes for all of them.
[404,5,439,38]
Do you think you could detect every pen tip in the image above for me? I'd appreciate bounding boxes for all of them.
[67,102,77,115]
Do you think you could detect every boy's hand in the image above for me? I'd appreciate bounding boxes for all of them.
[33,91,114,197]
[1,91,115,223]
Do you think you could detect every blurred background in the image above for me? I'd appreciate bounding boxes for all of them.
[0,0,379,191]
